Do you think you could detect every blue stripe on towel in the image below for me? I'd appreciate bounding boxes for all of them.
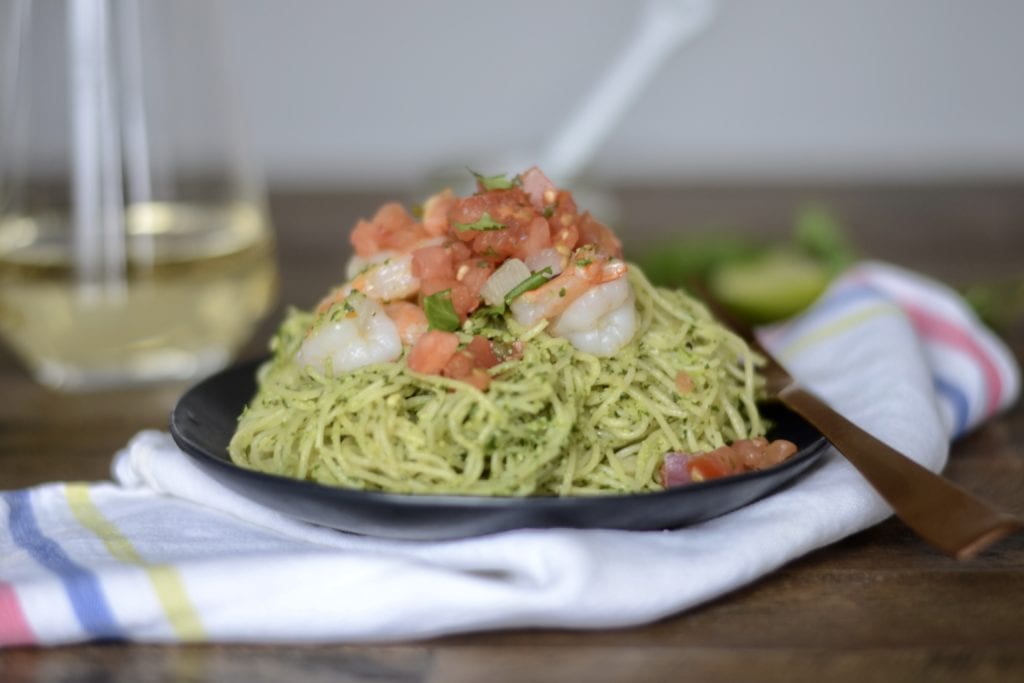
[934,376,971,438]
[2,490,121,640]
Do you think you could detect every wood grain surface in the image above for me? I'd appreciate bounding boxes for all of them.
[1,184,1022,683]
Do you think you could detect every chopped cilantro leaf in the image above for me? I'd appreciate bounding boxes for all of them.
[505,268,553,304]
[453,212,506,232]
[423,290,460,331]
[469,169,522,191]
[473,303,507,318]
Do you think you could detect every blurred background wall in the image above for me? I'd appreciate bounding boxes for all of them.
[3,0,1022,189]
[215,0,1024,189]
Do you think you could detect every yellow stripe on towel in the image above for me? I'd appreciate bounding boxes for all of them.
[64,484,205,641]
[778,302,900,363]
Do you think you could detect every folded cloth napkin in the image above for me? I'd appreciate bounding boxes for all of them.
[1,261,1019,647]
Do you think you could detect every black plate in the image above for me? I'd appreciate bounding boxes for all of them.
[169,358,829,540]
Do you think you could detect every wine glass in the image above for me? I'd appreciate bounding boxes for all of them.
[0,0,277,390]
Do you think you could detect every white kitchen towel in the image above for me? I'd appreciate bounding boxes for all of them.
[1,261,1018,646]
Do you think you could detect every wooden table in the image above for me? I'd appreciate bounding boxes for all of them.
[2,185,1022,682]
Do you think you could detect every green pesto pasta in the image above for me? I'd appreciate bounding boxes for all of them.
[228,267,765,496]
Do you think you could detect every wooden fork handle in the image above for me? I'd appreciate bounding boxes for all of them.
[777,383,1021,560]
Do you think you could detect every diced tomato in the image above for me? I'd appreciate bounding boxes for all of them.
[419,277,454,303]
[470,229,518,261]
[349,202,426,257]
[686,455,732,483]
[411,245,454,280]
[520,166,556,211]
[546,190,580,252]
[448,240,472,263]
[731,438,769,469]
[350,219,379,258]
[513,216,552,261]
[374,202,415,232]
[436,340,497,391]
[675,371,694,394]
[378,203,431,253]
[762,439,798,467]
[467,336,500,369]
[449,195,491,242]
[456,259,495,300]
[662,437,800,488]
[686,446,743,482]
[464,368,491,392]
[549,189,577,216]
[551,223,579,253]
[577,212,622,258]
[480,190,534,231]
[441,350,474,380]
[407,330,460,375]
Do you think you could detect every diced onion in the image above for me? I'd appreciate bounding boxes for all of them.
[525,247,565,276]
[480,258,531,306]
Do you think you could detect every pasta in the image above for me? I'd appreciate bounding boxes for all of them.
[229,267,766,496]
[228,167,789,496]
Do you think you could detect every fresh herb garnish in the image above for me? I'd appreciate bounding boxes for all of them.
[472,304,507,318]
[469,267,555,320]
[470,169,522,191]
[423,289,460,331]
[453,212,506,232]
[504,267,553,304]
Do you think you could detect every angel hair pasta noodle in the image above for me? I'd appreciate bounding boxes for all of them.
[229,167,781,496]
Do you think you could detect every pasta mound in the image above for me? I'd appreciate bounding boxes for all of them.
[228,268,766,496]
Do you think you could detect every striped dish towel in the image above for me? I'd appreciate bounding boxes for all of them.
[1,261,1018,646]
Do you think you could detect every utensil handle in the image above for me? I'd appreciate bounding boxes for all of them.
[778,384,1020,560]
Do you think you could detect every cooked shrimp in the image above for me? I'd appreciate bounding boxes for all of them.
[296,292,402,374]
[345,249,395,280]
[509,246,627,326]
[422,188,456,236]
[348,253,419,301]
[344,237,446,302]
[549,278,637,356]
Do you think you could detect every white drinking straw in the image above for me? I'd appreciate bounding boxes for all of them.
[538,0,717,185]
[69,0,125,290]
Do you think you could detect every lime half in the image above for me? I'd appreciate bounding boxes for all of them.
[708,249,830,324]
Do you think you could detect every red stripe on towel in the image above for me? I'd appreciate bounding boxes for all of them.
[0,582,36,645]
[903,303,1003,415]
